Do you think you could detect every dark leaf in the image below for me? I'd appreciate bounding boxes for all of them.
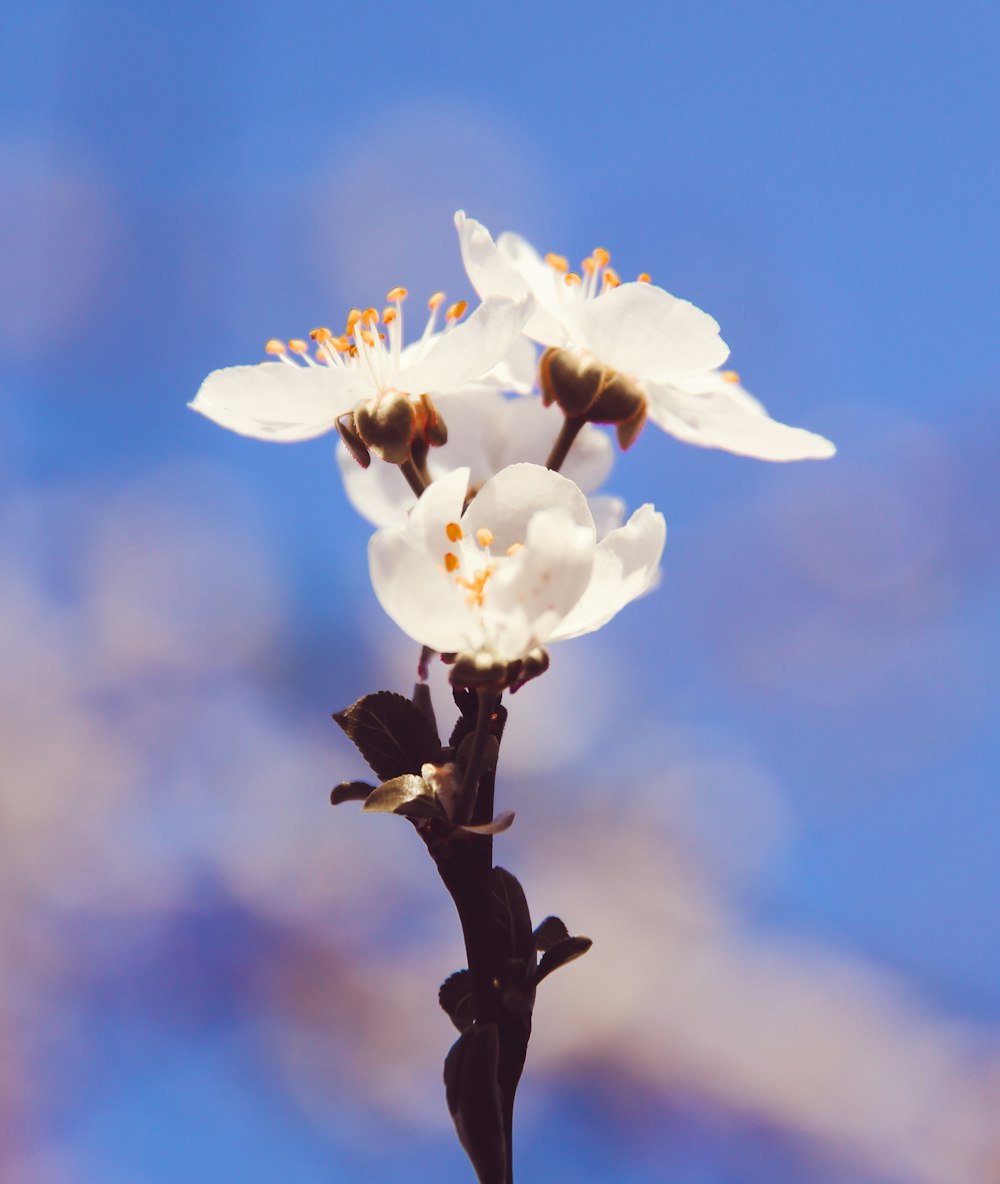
[443,1025,506,1184]
[439,969,475,1032]
[362,774,431,814]
[329,780,374,806]
[490,867,533,966]
[535,936,593,984]
[333,691,441,781]
[532,915,569,952]
[394,795,446,822]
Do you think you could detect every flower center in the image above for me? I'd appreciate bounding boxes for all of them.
[544,246,652,298]
[441,521,523,608]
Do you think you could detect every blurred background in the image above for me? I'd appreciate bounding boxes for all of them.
[3,1,999,1181]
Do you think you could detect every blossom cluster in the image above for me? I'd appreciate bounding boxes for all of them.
[192,213,834,688]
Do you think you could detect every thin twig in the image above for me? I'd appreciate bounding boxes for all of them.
[544,415,586,473]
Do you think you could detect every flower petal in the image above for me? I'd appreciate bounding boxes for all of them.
[644,372,837,461]
[551,503,667,640]
[455,212,569,348]
[570,282,730,381]
[190,362,363,442]
[337,443,414,529]
[461,463,594,555]
[489,398,613,494]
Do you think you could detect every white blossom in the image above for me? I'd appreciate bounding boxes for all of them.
[189,287,533,445]
[456,212,834,462]
[368,464,665,665]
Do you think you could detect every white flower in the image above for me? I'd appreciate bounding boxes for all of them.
[455,212,835,462]
[368,463,665,669]
[189,287,533,450]
[339,389,622,532]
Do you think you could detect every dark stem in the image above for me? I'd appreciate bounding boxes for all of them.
[398,457,428,498]
[455,688,500,825]
[544,414,586,473]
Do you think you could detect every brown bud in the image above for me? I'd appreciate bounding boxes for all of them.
[615,402,648,450]
[540,347,606,415]
[584,370,646,427]
[353,390,418,464]
[336,414,371,468]
[418,392,449,447]
[448,646,550,692]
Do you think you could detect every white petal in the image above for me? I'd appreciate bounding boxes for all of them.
[455,212,570,348]
[369,531,477,654]
[570,282,729,381]
[485,506,596,654]
[190,362,364,442]
[644,372,837,461]
[337,443,415,528]
[396,295,534,395]
[551,503,667,641]
[407,466,471,557]
[488,398,613,494]
[461,463,594,555]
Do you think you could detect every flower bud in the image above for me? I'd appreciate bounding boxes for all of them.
[418,393,449,448]
[353,390,418,464]
[540,347,606,415]
[336,413,371,468]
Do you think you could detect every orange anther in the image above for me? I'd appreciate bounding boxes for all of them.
[476,527,495,548]
[446,521,463,542]
[582,257,597,275]
[545,252,569,273]
[637,273,651,283]
[506,542,525,557]
[265,339,286,355]
[446,300,467,321]
[721,370,741,384]
[362,307,379,326]
[288,338,308,353]
[383,308,397,324]
[602,267,621,289]
[428,291,446,310]
[444,552,460,573]
[593,247,610,267]
[386,286,408,302]
[564,273,582,287]
[346,308,362,328]
[310,327,333,342]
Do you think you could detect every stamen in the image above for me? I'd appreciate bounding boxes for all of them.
[721,370,741,384]
[288,339,308,354]
[265,339,286,356]
[545,253,569,273]
[444,552,460,573]
[445,522,463,542]
[582,257,597,275]
[383,308,397,324]
[602,267,621,289]
[362,307,379,327]
[564,273,582,287]
[446,300,467,321]
[593,247,611,267]
[637,273,651,283]
[346,308,362,331]
[386,286,408,302]
[428,291,446,310]
[310,327,333,343]
[506,542,525,557]
[475,527,494,548]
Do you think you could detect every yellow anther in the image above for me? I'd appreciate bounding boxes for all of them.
[545,252,569,273]
[564,272,582,287]
[592,247,611,267]
[506,542,525,557]
[444,552,460,573]
[386,286,408,303]
[383,307,397,324]
[310,327,333,343]
[637,272,651,283]
[445,521,463,542]
[476,527,495,548]
[446,300,467,321]
[582,257,597,275]
[602,267,621,289]
[428,291,446,310]
[265,339,286,355]
[721,370,741,384]
[346,308,362,329]
[288,338,308,354]
[362,307,379,326]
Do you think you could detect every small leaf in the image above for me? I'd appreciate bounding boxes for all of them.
[535,936,593,984]
[532,915,570,952]
[439,969,475,1032]
[333,690,441,781]
[459,810,515,836]
[490,867,533,965]
[329,780,374,806]
[362,773,431,813]
[444,1025,506,1184]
